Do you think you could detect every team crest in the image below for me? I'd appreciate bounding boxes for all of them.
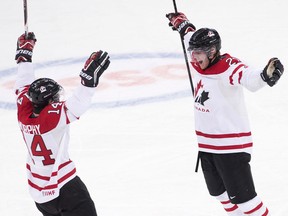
[40,86,47,93]
[194,80,210,105]
[208,31,215,37]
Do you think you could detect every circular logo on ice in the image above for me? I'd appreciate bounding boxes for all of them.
[0,53,192,109]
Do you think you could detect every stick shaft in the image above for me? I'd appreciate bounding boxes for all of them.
[23,0,28,38]
[172,0,197,173]
[172,0,178,13]
[172,0,194,96]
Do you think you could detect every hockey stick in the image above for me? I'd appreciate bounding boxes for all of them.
[172,0,200,173]
[23,0,28,38]
[172,0,194,96]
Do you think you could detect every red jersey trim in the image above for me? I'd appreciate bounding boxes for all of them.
[192,54,238,75]
[64,104,71,124]
[26,160,73,181]
[28,168,76,191]
[229,64,245,85]
[198,143,253,150]
[196,130,252,139]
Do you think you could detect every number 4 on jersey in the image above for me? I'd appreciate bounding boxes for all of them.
[31,135,55,166]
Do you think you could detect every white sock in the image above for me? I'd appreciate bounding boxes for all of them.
[215,191,243,215]
[237,196,269,216]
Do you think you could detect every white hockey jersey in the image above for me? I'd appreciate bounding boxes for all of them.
[15,62,96,203]
[184,32,267,154]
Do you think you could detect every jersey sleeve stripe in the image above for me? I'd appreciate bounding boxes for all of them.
[229,64,245,85]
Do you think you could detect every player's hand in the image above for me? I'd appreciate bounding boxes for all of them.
[261,57,284,87]
[166,12,196,37]
[80,50,110,87]
[15,32,37,64]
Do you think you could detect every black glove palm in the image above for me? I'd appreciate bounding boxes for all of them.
[261,58,284,87]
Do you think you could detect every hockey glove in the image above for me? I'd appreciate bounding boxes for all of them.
[15,32,37,64]
[261,57,284,87]
[166,12,196,37]
[80,50,110,87]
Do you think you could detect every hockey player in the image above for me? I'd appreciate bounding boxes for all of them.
[14,32,110,216]
[166,12,284,215]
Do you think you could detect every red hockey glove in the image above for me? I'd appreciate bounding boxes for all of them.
[15,32,37,64]
[80,50,110,87]
[261,57,284,87]
[166,12,196,37]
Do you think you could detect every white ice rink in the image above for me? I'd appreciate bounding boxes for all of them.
[1,0,288,215]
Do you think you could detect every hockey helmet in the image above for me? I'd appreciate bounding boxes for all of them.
[188,28,221,52]
[28,78,62,105]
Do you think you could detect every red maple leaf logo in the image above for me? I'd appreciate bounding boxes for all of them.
[194,80,203,97]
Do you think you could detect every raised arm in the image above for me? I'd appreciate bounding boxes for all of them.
[14,32,37,91]
[65,51,110,117]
